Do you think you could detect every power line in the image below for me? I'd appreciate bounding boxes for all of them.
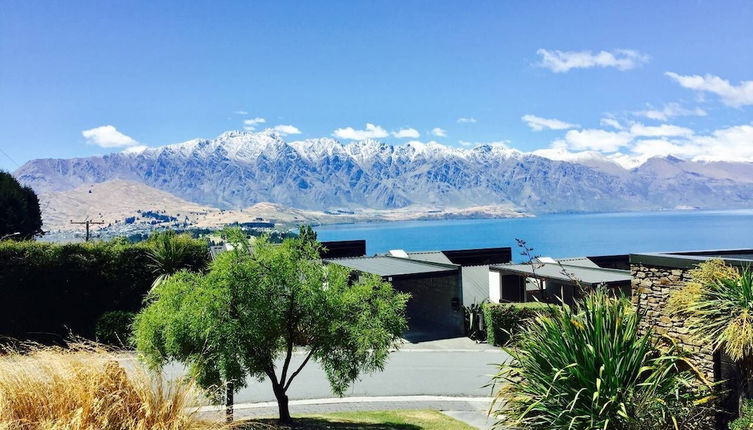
[0,147,20,169]
[70,219,105,242]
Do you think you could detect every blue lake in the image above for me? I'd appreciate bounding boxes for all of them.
[315,210,753,261]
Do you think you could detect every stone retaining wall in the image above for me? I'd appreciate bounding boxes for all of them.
[631,263,716,381]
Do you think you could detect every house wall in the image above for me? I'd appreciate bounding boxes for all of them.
[391,272,464,339]
[488,270,501,303]
[630,263,716,381]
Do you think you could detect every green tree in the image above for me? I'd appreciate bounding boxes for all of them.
[491,289,711,429]
[133,230,408,423]
[297,224,317,244]
[668,259,752,417]
[0,171,43,240]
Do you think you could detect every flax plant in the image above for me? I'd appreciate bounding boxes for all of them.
[490,289,710,430]
[668,259,753,416]
[146,231,207,290]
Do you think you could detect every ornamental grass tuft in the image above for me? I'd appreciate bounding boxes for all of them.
[0,342,214,430]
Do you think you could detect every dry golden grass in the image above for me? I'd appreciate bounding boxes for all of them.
[0,342,218,430]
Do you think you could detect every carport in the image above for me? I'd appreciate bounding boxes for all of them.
[324,256,463,341]
[489,259,632,305]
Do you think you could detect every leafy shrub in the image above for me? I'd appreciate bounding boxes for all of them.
[95,311,136,347]
[491,289,713,429]
[730,399,753,430]
[483,301,549,346]
[0,233,209,342]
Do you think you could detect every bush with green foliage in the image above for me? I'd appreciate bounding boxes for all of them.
[95,311,135,347]
[134,228,408,423]
[0,171,42,240]
[483,301,549,346]
[491,289,713,430]
[0,232,209,342]
[730,399,753,430]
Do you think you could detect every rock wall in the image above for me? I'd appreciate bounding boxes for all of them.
[631,263,716,381]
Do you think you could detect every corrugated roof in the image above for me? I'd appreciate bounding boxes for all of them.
[490,262,630,285]
[406,251,454,265]
[325,255,458,277]
[557,257,600,268]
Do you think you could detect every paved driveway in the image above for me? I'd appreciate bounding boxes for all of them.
[157,337,508,404]
[184,337,508,428]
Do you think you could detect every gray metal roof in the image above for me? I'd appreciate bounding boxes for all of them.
[490,262,631,285]
[556,257,600,268]
[631,249,753,269]
[407,251,454,265]
[325,255,458,277]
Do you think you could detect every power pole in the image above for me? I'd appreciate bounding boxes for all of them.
[70,219,105,242]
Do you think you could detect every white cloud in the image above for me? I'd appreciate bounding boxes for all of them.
[234,110,249,115]
[121,145,149,154]
[457,117,477,123]
[536,49,649,73]
[521,114,577,131]
[630,138,689,160]
[666,72,753,107]
[82,125,139,148]
[540,113,753,167]
[686,124,753,161]
[243,117,266,131]
[333,123,389,140]
[392,128,420,138]
[629,123,694,138]
[271,124,301,135]
[431,127,447,137]
[634,102,707,121]
[600,117,623,130]
[556,128,633,152]
[532,145,607,163]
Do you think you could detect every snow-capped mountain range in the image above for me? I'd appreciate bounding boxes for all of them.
[14,130,753,214]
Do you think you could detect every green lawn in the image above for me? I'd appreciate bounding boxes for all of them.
[233,410,477,429]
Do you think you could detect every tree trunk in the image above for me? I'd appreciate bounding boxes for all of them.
[225,381,234,423]
[273,383,292,424]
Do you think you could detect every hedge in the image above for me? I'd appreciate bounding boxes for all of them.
[483,301,551,346]
[0,236,209,343]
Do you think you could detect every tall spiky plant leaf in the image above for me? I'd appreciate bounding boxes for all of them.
[491,289,711,430]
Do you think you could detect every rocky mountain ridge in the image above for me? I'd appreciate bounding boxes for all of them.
[14,130,753,214]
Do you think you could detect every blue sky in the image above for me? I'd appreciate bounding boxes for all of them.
[1,0,753,171]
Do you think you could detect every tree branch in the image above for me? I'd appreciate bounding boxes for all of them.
[264,363,279,387]
[279,292,295,385]
[284,346,316,391]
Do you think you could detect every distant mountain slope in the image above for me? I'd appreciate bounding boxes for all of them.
[40,180,526,231]
[38,180,212,229]
[15,130,753,214]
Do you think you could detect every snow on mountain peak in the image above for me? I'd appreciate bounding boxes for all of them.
[15,128,753,215]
